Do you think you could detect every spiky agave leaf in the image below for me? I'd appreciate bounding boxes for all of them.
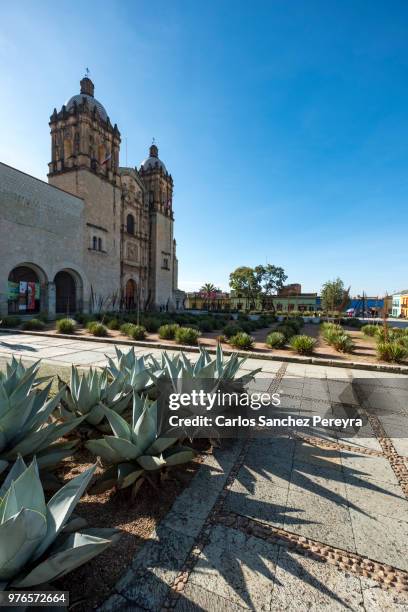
[58,366,132,428]
[0,368,80,473]
[0,458,119,588]
[85,401,195,492]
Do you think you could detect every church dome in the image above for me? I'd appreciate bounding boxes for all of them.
[140,144,167,173]
[65,77,108,121]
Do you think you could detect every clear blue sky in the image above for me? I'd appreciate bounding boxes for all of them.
[1,1,407,296]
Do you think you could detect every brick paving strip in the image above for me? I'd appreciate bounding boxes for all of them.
[352,383,408,498]
[99,363,408,611]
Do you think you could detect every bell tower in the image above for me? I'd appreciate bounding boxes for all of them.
[139,143,176,310]
[48,76,120,182]
[47,76,122,310]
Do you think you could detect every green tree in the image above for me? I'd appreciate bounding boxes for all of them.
[255,264,287,309]
[321,278,345,312]
[229,267,262,310]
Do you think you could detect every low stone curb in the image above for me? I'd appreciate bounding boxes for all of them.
[1,327,408,375]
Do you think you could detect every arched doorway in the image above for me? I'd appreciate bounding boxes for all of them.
[8,265,44,314]
[55,271,77,314]
[125,279,136,310]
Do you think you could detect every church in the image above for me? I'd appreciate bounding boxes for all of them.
[0,75,185,318]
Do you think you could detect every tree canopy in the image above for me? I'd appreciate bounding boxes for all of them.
[229,264,287,308]
[321,278,346,311]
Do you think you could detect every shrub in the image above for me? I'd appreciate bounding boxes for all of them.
[88,322,108,337]
[37,311,49,323]
[21,318,45,331]
[389,326,405,338]
[175,326,200,345]
[158,323,180,340]
[198,319,214,333]
[377,341,407,363]
[130,325,146,340]
[290,335,316,355]
[56,318,76,334]
[277,324,296,341]
[376,327,402,342]
[75,312,92,325]
[0,315,21,327]
[143,317,161,333]
[361,324,379,337]
[240,321,257,333]
[107,318,121,330]
[223,323,243,338]
[331,333,354,353]
[266,331,286,349]
[229,332,254,350]
[120,322,136,336]
[398,336,408,350]
[343,317,362,329]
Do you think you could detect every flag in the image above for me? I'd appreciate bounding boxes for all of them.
[101,153,112,165]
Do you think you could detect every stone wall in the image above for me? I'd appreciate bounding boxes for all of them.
[49,168,122,311]
[0,163,88,317]
[150,210,175,309]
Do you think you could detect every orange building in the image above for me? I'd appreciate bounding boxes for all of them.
[401,291,408,318]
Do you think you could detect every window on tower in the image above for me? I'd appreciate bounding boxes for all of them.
[92,236,97,250]
[126,214,135,234]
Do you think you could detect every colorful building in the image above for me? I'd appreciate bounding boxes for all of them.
[400,290,408,318]
[185,291,230,311]
[392,293,402,317]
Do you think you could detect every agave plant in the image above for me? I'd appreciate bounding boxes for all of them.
[106,347,153,393]
[149,343,262,389]
[0,456,119,588]
[86,394,194,495]
[58,366,132,428]
[0,357,50,389]
[0,362,82,476]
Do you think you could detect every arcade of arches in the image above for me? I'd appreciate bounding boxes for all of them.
[7,265,82,316]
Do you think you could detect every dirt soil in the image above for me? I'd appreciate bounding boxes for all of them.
[54,441,210,610]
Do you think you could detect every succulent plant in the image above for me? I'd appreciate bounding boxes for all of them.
[0,456,119,588]
[85,394,194,495]
[0,362,82,475]
[149,343,261,387]
[106,347,153,393]
[0,357,50,390]
[58,366,132,428]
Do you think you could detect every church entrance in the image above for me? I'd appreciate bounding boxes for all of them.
[55,271,77,314]
[124,279,137,310]
[8,266,42,314]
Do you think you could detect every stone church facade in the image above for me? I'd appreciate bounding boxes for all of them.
[0,76,184,318]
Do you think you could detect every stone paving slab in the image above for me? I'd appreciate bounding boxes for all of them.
[360,577,408,611]
[345,476,408,519]
[162,442,244,538]
[271,547,364,611]
[284,488,356,551]
[349,509,408,571]
[290,461,348,499]
[340,450,400,485]
[293,441,342,471]
[175,583,247,611]
[225,478,289,529]
[50,352,108,365]
[103,525,196,611]
[188,525,279,610]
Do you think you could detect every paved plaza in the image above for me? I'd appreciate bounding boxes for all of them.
[1,332,408,610]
